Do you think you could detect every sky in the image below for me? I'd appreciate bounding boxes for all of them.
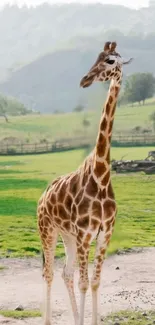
[0,0,149,9]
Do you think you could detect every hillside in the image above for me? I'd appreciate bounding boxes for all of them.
[0,101,155,144]
[0,4,155,112]
[0,37,155,113]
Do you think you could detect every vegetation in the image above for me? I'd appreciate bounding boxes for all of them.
[123,73,155,105]
[0,94,32,121]
[0,309,154,323]
[0,310,41,319]
[0,265,7,271]
[0,147,154,259]
[103,310,155,325]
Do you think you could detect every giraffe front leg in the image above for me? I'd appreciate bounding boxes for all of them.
[77,243,90,325]
[91,230,113,325]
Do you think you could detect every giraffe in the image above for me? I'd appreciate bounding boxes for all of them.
[38,41,132,325]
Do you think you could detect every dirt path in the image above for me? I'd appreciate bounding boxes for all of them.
[0,248,155,324]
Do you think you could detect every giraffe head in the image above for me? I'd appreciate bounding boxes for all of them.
[80,41,132,88]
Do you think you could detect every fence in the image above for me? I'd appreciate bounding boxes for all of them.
[0,134,155,155]
[112,134,155,146]
[0,137,90,155]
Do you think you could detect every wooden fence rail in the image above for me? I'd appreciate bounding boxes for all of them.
[0,137,90,155]
[0,135,155,155]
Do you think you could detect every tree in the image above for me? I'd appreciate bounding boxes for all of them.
[0,94,32,120]
[74,104,84,113]
[124,73,155,105]
[82,118,90,128]
[0,97,9,122]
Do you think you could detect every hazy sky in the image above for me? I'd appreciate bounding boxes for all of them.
[0,0,149,9]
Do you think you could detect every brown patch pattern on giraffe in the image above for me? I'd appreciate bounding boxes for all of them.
[108,121,113,135]
[96,133,107,157]
[63,221,71,232]
[57,181,67,202]
[86,176,98,197]
[71,204,77,222]
[78,197,90,215]
[111,104,116,117]
[105,150,110,164]
[92,201,102,219]
[101,170,110,186]
[91,218,100,230]
[100,118,108,132]
[70,174,80,196]
[105,102,111,115]
[77,215,89,229]
[109,96,113,104]
[58,205,69,220]
[107,183,115,199]
[65,194,72,213]
[103,200,116,219]
[75,189,84,205]
[94,161,107,178]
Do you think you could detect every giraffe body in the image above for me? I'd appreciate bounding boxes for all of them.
[38,154,116,250]
[38,41,132,325]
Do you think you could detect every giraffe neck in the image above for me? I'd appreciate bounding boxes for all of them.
[93,79,121,186]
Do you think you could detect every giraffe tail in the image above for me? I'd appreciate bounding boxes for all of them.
[42,250,45,271]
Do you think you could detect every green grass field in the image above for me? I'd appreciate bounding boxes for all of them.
[0,146,155,258]
[0,100,155,143]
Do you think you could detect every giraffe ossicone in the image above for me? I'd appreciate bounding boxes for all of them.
[38,41,132,325]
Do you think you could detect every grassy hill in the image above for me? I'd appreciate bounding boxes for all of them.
[0,100,155,144]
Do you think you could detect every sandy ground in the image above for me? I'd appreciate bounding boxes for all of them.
[0,248,155,324]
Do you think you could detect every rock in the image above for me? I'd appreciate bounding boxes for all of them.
[15,305,24,311]
[114,322,120,325]
[116,266,120,270]
[142,312,147,317]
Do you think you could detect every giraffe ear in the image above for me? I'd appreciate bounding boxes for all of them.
[104,42,111,52]
[110,42,117,52]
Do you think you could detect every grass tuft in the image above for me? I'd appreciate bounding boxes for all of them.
[102,310,155,325]
[0,310,41,319]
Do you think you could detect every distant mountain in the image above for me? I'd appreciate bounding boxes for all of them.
[0,34,155,112]
[0,3,155,112]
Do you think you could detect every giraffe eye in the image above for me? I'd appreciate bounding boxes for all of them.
[106,59,115,65]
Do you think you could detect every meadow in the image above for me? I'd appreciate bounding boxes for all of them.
[0,146,155,259]
[0,100,155,143]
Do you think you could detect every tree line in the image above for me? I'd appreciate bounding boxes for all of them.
[0,94,33,122]
[120,73,155,105]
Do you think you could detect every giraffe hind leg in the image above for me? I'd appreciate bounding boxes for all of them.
[41,227,58,325]
[61,234,79,325]
[91,230,113,325]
